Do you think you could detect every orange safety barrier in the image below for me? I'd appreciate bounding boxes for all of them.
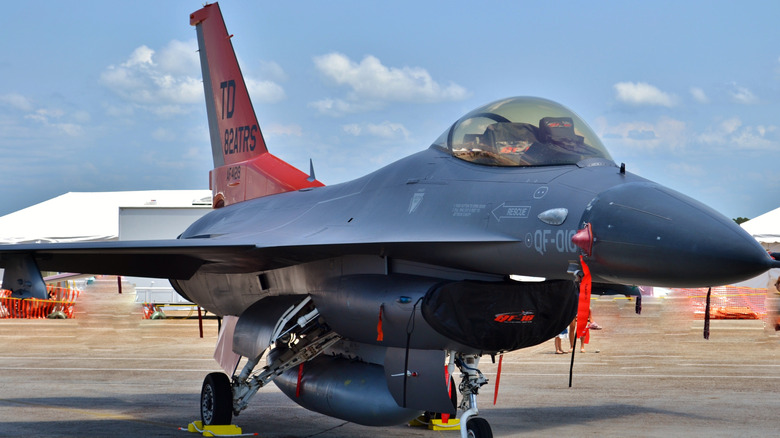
[0,285,81,319]
[672,286,766,319]
[142,302,155,319]
[142,302,166,319]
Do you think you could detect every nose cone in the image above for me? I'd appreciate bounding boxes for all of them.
[579,182,775,287]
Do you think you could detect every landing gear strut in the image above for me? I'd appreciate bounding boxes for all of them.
[199,298,341,426]
[455,353,492,438]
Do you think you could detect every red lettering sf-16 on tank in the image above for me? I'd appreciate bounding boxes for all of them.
[493,311,535,323]
[220,79,258,155]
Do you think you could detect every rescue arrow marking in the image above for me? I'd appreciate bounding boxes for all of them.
[491,203,531,222]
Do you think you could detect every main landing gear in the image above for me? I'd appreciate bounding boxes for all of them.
[199,299,341,426]
[455,353,493,438]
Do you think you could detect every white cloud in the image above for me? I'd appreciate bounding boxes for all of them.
[600,116,687,150]
[308,97,381,116]
[0,94,87,138]
[152,127,176,142]
[731,125,776,149]
[603,114,779,154]
[23,108,83,137]
[342,121,410,139]
[101,39,286,112]
[125,45,154,67]
[101,40,202,110]
[668,162,706,177]
[157,40,200,77]
[614,82,677,107]
[721,118,742,135]
[104,104,134,118]
[72,110,91,123]
[55,123,83,137]
[310,98,342,113]
[697,117,776,150]
[0,93,34,111]
[152,75,202,106]
[697,117,741,145]
[342,124,361,136]
[266,123,303,137]
[311,52,468,114]
[28,108,64,120]
[258,60,288,83]
[690,87,709,104]
[99,40,206,116]
[245,77,286,103]
[728,83,758,104]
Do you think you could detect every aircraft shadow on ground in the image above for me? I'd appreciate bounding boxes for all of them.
[0,392,346,438]
[486,402,714,434]
[0,394,197,436]
[1,396,716,437]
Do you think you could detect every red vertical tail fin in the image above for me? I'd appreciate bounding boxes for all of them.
[190,3,323,208]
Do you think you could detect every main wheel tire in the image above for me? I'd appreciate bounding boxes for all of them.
[466,417,493,438]
[201,372,233,425]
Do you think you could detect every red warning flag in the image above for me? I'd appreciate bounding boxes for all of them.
[493,354,503,405]
[576,255,592,342]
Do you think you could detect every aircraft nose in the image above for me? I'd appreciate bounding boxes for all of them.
[575,182,777,287]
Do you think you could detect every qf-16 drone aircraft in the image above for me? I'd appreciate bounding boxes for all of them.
[2,3,778,437]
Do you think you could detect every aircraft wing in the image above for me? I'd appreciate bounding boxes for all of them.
[0,240,257,280]
[0,234,515,281]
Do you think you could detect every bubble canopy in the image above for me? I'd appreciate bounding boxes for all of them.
[432,97,612,167]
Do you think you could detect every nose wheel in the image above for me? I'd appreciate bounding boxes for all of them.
[201,372,233,426]
[466,417,493,438]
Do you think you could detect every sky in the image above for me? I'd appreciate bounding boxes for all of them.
[1,0,779,220]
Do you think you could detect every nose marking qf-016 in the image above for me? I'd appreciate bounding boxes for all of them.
[532,229,579,255]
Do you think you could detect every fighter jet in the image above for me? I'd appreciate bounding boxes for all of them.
[1,3,777,437]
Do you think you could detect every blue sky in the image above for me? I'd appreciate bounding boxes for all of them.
[1,0,779,220]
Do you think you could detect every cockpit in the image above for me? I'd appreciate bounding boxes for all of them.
[432,97,612,167]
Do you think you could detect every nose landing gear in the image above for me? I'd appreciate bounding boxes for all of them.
[455,353,493,438]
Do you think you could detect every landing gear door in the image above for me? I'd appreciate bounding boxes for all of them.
[384,347,455,415]
[214,315,241,375]
[233,295,304,359]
